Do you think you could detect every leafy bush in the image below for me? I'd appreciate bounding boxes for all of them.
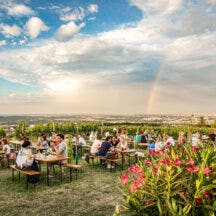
[117,143,216,216]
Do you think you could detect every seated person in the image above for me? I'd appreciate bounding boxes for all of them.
[47,140,56,155]
[2,139,11,158]
[77,134,86,146]
[148,139,155,153]
[49,134,68,177]
[164,133,175,147]
[97,136,112,157]
[117,135,128,150]
[111,136,119,147]
[72,134,86,158]
[140,131,148,143]
[90,135,102,155]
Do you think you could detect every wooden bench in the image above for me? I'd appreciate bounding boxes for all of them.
[10,165,40,189]
[63,164,82,181]
[106,158,120,172]
[89,155,99,165]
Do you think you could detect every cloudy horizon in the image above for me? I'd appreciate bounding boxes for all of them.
[0,0,215,115]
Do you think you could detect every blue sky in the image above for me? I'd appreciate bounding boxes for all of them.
[0,0,215,114]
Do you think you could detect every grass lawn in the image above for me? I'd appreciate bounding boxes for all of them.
[0,159,125,216]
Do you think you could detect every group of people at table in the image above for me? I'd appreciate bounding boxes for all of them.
[0,128,215,171]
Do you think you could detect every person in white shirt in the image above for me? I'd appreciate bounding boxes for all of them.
[164,133,175,147]
[77,134,86,146]
[192,133,200,147]
[2,138,11,156]
[155,135,164,152]
[89,131,97,143]
[90,135,102,155]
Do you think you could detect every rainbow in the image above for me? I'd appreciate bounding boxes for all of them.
[146,67,163,114]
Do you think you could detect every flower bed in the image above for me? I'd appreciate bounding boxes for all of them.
[117,143,216,215]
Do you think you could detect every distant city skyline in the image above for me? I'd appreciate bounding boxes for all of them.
[0,0,215,114]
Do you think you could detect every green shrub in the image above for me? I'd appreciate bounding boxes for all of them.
[117,143,216,216]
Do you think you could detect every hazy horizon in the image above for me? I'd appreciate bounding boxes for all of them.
[0,0,215,114]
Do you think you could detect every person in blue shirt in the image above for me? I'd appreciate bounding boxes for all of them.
[148,139,155,152]
[97,136,112,156]
[135,131,141,143]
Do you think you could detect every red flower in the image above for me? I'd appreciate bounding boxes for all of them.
[186,167,194,173]
[158,158,164,164]
[165,158,172,166]
[186,159,195,166]
[180,191,185,196]
[153,166,158,174]
[144,159,151,165]
[196,198,203,205]
[128,166,135,172]
[130,184,136,193]
[203,191,210,199]
[203,167,211,175]
[146,201,151,206]
[137,176,145,182]
[191,146,199,152]
[166,142,171,147]
[121,173,128,185]
[193,166,200,173]
[135,180,142,188]
[174,158,182,166]
[150,149,154,155]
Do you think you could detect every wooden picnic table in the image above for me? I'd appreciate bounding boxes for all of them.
[35,155,69,186]
[119,149,136,170]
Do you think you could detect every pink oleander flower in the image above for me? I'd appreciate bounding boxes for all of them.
[121,173,128,185]
[128,166,135,172]
[135,180,142,188]
[186,167,194,173]
[203,167,211,175]
[137,176,145,182]
[166,142,171,147]
[165,158,172,166]
[150,149,154,155]
[191,146,199,152]
[130,184,136,193]
[158,158,164,165]
[180,191,185,196]
[193,166,200,173]
[153,166,158,174]
[186,159,195,166]
[203,191,210,199]
[146,201,151,206]
[144,159,151,165]
[174,158,182,166]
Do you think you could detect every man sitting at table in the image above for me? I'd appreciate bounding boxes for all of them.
[96,136,113,166]
[49,134,68,177]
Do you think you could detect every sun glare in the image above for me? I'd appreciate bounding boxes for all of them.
[46,78,79,93]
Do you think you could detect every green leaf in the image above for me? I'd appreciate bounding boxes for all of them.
[183,204,191,215]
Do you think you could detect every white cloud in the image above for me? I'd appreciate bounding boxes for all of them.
[0,23,21,38]
[129,0,182,15]
[54,22,85,42]
[7,4,34,17]
[25,17,49,39]
[87,4,98,13]
[88,17,96,21]
[0,0,215,114]
[60,7,85,22]
[0,40,6,46]
[61,7,71,13]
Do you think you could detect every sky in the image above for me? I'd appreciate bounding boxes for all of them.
[0,0,215,115]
